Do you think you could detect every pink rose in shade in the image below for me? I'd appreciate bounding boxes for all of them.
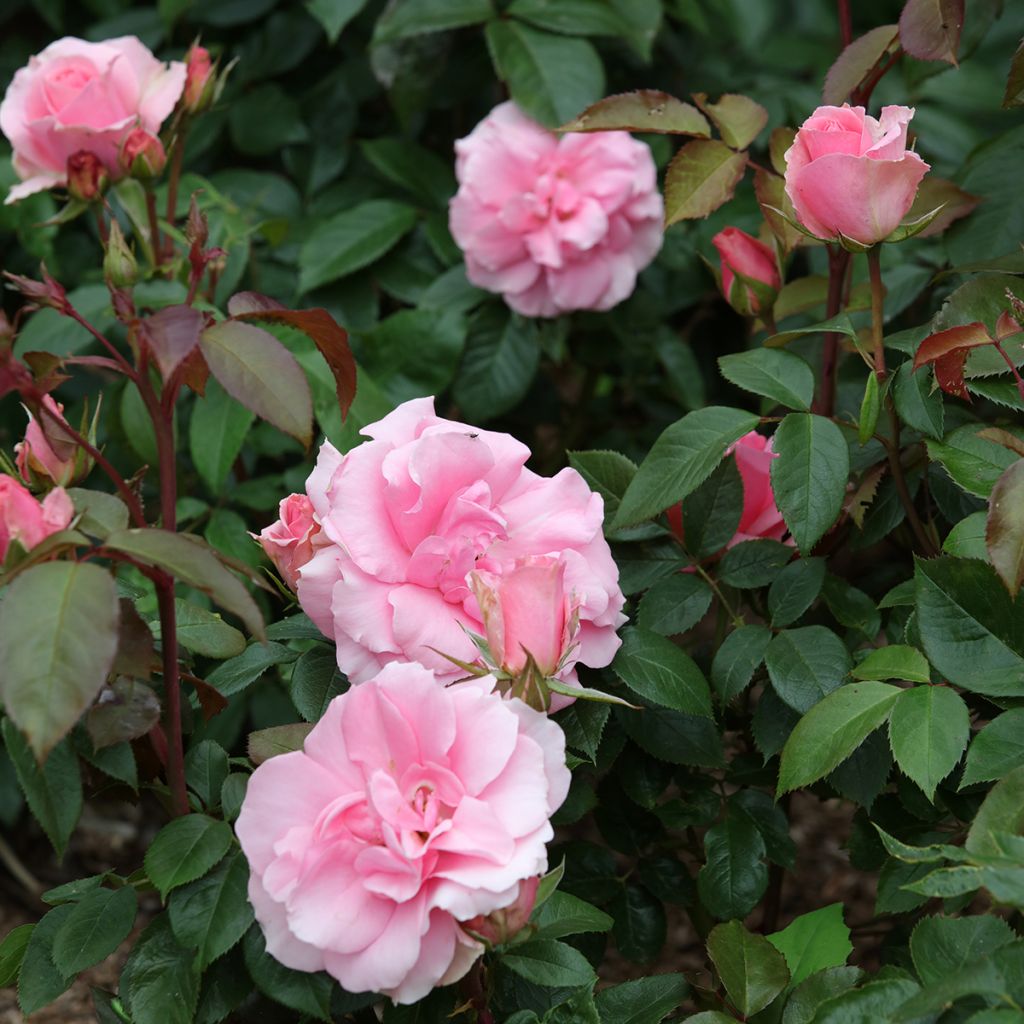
[471,556,573,678]
[449,101,663,318]
[0,36,186,204]
[296,397,626,695]
[15,395,77,487]
[711,227,781,316]
[0,476,73,561]
[256,493,323,593]
[667,431,787,550]
[463,874,540,946]
[235,662,570,1004]
[784,104,929,246]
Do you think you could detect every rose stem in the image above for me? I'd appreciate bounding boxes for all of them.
[815,245,850,417]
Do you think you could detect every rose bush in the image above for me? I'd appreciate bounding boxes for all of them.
[0,35,185,203]
[449,101,663,316]
[236,662,569,1004]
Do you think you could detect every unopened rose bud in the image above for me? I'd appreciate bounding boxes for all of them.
[119,129,167,180]
[66,151,108,202]
[103,221,138,289]
[183,44,215,113]
[15,395,80,488]
[711,227,781,318]
[464,877,540,946]
[3,266,69,313]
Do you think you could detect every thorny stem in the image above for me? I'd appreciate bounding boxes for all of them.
[991,337,1024,404]
[857,48,903,107]
[815,245,850,416]
[63,306,136,378]
[837,0,852,47]
[867,246,886,380]
[694,563,743,628]
[37,400,145,527]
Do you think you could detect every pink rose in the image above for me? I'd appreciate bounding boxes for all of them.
[15,395,78,487]
[0,36,186,204]
[784,104,929,245]
[235,662,570,1004]
[667,431,787,550]
[711,227,781,316]
[0,476,73,561]
[471,556,573,678]
[296,397,625,693]
[256,493,322,593]
[449,102,663,318]
[464,874,540,946]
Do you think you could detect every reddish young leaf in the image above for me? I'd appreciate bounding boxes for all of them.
[141,305,205,381]
[899,0,964,66]
[913,322,994,399]
[559,90,711,136]
[987,459,1024,596]
[232,307,356,422]
[226,291,285,316]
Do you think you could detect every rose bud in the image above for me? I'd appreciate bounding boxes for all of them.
[15,395,79,487]
[183,44,215,113]
[66,150,108,201]
[0,475,73,562]
[119,128,167,179]
[103,220,138,289]
[464,876,541,946]
[784,104,929,247]
[3,265,69,313]
[255,493,321,592]
[712,227,781,317]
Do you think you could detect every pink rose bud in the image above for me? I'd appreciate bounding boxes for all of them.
[711,227,781,317]
[3,266,70,313]
[119,128,167,179]
[464,876,541,946]
[0,36,186,204]
[15,395,79,487]
[784,104,930,246]
[471,556,571,678]
[183,44,214,113]
[66,150,108,201]
[449,102,663,317]
[256,493,321,592]
[0,476,73,561]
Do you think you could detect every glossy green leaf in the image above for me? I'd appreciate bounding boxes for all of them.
[768,557,825,627]
[143,815,233,899]
[718,538,793,588]
[681,457,744,557]
[189,380,254,494]
[711,625,771,702]
[290,645,347,722]
[593,974,689,1024]
[636,575,713,636]
[52,886,137,976]
[612,627,713,718]
[568,449,637,528]
[175,600,246,659]
[892,362,944,440]
[664,139,748,225]
[693,92,768,150]
[530,890,613,941]
[927,425,1019,499]
[851,645,931,683]
[767,904,852,986]
[0,924,33,989]
[718,348,814,412]
[610,883,666,964]
[961,709,1024,787]
[888,685,969,799]
[561,89,709,135]
[698,815,768,920]
[18,905,73,1015]
[242,925,333,1020]
[909,914,1015,987]
[765,626,852,713]
[502,938,597,988]
[120,915,200,1024]
[206,641,296,697]
[373,0,492,41]
[184,740,229,810]
[708,919,789,1015]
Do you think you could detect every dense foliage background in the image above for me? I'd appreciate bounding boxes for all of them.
[2,0,1024,1022]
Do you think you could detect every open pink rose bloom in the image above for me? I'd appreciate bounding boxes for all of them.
[449,101,663,317]
[0,35,185,203]
[236,662,570,1003]
[784,103,929,245]
[268,397,625,697]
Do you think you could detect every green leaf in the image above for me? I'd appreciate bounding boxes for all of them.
[767,904,852,986]
[206,641,296,697]
[622,706,724,768]
[67,487,129,538]
[718,539,793,588]
[888,685,969,800]
[299,199,418,293]
[360,137,455,208]
[373,0,492,41]
[858,371,881,446]
[199,320,312,447]
[765,626,853,713]
[636,575,713,636]
[189,380,254,495]
[612,407,760,530]
[120,915,200,1024]
[175,600,246,659]
[0,562,119,760]
[664,139,748,225]
[892,362,944,441]
[778,682,901,795]
[610,883,666,964]
[851,645,931,683]
[143,815,233,900]
[0,924,33,988]
[966,764,1024,858]
[52,886,137,976]
[914,556,1024,697]
[305,0,367,42]
[768,557,826,628]
[454,305,540,422]
[531,890,613,940]
[693,92,768,151]
[184,740,229,810]
[987,459,1024,595]
[764,313,861,350]
[18,905,73,1015]
[781,966,864,1024]
[169,848,253,969]
[485,19,605,127]
[568,449,637,528]
[711,625,771,702]
[946,508,998,559]
[909,915,1016,987]
[228,84,308,156]
[2,722,81,858]
[242,925,333,1020]
[698,815,768,920]
[104,528,264,639]
[822,24,899,104]
[248,723,314,765]
[612,627,713,718]
[821,575,880,638]
[707,919,790,1016]
[927,425,1019,499]
[719,349,814,412]
[770,413,850,554]
[962,709,1024,787]
[730,790,796,868]
[290,645,347,722]
[508,0,629,37]
[593,974,689,1024]
[502,938,597,988]
[681,458,743,557]
[560,89,709,135]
